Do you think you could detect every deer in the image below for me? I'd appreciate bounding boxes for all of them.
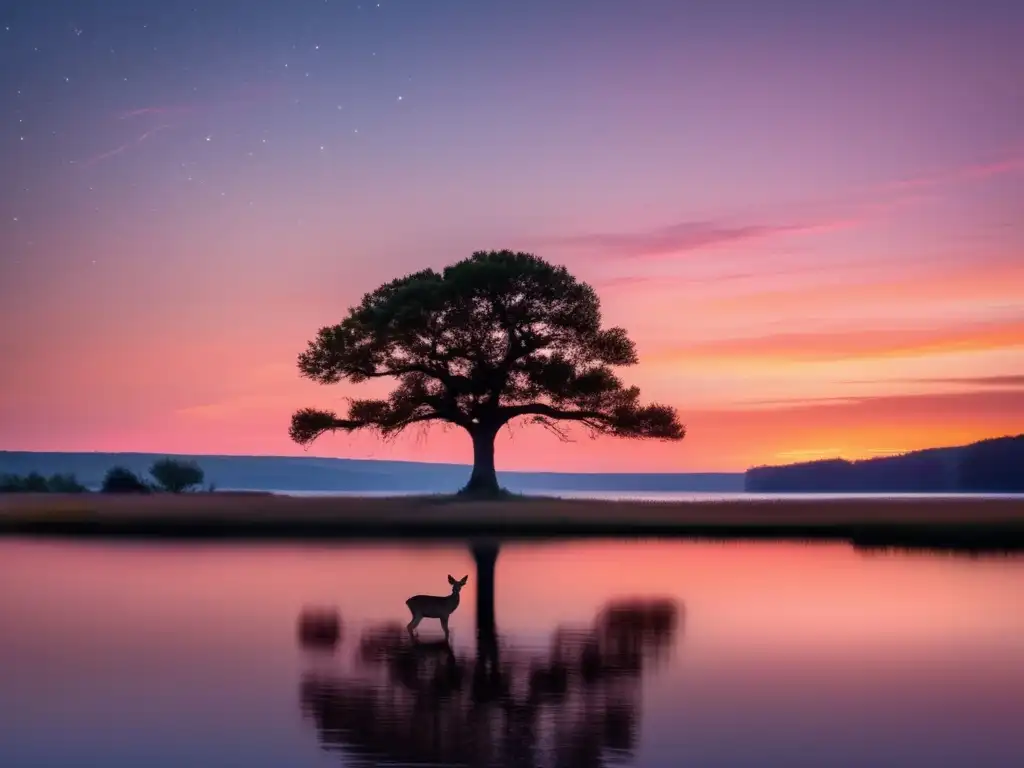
[406,574,468,641]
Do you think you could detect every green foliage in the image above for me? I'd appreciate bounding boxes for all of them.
[0,472,87,493]
[290,251,685,446]
[101,466,151,494]
[149,457,205,493]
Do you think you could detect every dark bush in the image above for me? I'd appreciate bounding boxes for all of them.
[0,472,51,492]
[22,471,49,492]
[101,466,151,494]
[149,457,205,493]
[45,473,88,493]
[1,474,22,492]
[0,474,25,492]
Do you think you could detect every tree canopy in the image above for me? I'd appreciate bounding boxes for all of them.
[149,457,205,493]
[290,250,684,495]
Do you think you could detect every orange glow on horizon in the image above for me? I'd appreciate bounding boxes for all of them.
[2,145,1023,471]
[652,316,1024,365]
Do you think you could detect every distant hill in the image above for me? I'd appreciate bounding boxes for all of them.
[745,434,1024,493]
[0,452,743,494]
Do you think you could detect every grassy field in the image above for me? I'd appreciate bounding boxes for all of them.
[1,492,1023,551]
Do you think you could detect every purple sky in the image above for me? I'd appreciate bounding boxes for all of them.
[2,0,1022,470]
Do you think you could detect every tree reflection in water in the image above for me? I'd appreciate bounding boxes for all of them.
[298,543,683,767]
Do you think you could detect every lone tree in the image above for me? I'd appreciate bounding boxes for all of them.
[289,250,684,497]
[149,457,205,493]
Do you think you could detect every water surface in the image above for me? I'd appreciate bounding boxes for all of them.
[272,489,1024,502]
[1,538,1022,767]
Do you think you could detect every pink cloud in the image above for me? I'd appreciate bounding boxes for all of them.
[547,218,865,259]
[544,193,932,261]
[80,124,173,167]
[119,105,195,120]
[116,80,287,123]
[857,375,1024,388]
[546,144,1023,262]
[890,146,1024,190]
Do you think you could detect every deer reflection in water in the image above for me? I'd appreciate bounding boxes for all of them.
[298,543,683,768]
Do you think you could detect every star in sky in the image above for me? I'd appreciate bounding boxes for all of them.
[0,0,1022,468]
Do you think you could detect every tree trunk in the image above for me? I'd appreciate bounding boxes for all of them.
[462,425,501,497]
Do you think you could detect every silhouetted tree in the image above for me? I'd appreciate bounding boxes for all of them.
[0,472,88,493]
[23,472,50,492]
[44,473,87,493]
[101,466,151,494]
[149,457,205,493]
[0,472,49,492]
[289,251,684,496]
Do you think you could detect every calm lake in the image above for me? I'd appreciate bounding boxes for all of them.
[273,490,1024,502]
[1,538,1022,767]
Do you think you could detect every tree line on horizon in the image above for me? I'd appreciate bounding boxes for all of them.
[6,251,1013,498]
[0,457,208,495]
[745,434,1024,493]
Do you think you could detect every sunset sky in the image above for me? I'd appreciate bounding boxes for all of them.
[1,0,1022,472]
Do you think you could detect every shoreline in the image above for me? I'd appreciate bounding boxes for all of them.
[2,493,1024,551]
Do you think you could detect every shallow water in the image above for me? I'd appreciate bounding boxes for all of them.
[1,538,1022,767]
[273,489,1024,502]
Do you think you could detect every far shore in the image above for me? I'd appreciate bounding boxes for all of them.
[2,492,1024,551]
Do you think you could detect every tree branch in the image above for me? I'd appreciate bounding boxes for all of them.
[498,401,684,440]
[527,415,574,442]
[499,402,605,426]
[297,325,462,389]
[289,408,365,446]
[289,404,449,447]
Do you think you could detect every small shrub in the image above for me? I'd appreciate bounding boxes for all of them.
[0,472,51,492]
[23,471,50,492]
[1,474,24,492]
[101,466,151,494]
[46,473,87,493]
[149,457,205,493]
[1,472,88,493]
